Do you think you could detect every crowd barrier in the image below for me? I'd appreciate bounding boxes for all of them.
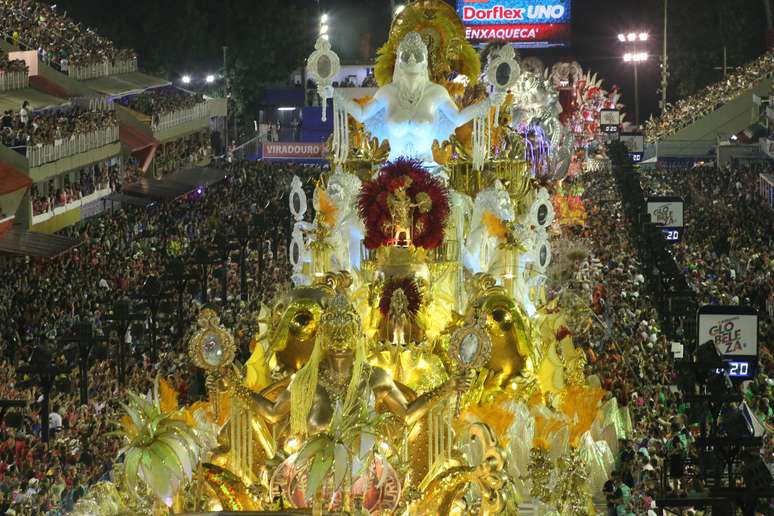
[0,70,29,92]
[152,102,208,132]
[232,136,261,161]
[26,126,119,168]
[67,58,138,81]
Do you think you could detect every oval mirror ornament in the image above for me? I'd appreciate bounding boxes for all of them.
[496,62,512,87]
[317,55,332,79]
[537,204,548,226]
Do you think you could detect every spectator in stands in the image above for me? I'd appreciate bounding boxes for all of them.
[117,86,205,122]
[0,54,28,73]
[0,158,322,512]
[646,50,774,143]
[0,105,117,156]
[0,0,136,71]
[19,101,29,127]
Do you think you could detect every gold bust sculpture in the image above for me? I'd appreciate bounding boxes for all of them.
[244,293,468,438]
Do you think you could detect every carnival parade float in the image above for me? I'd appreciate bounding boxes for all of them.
[73,2,628,514]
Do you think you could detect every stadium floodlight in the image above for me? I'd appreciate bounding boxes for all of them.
[639,32,649,41]
[617,34,626,42]
[627,32,637,42]
[181,75,192,84]
[205,74,215,84]
[624,53,648,63]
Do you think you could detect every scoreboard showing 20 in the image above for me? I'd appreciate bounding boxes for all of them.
[698,305,759,381]
[646,196,684,243]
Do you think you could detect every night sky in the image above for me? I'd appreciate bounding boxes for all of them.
[56,0,769,123]
[314,0,768,122]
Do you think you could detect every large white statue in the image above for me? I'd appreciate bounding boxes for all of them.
[335,32,496,163]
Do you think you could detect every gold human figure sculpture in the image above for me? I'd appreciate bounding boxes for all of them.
[237,293,468,437]
[386,185,419,246]
[388,288,411,346]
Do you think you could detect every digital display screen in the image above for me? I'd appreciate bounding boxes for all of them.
[457,0,572,48]
[647,197,684,242]
[600,109,620,133]
[726,360,754,378]
[662,228,680,242]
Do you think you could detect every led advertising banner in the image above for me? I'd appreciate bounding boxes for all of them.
[262,142,326,160]
[646,196,684,242]
[600,109,620,133]
[646,196,684,226]
[698,306,758,357]
[698,305,759,380]
[458,0,572,48]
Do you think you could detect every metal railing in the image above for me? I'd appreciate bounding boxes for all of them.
[26,125,119,168]
[152,102,208,132]
[760,137,774,158]
[232,136,261,161]
[0,70,29,92]
[67,58,138,81]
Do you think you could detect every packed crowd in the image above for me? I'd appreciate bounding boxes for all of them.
[563,155,774,514]
[640,163,774,420]
[0,53,27,73]
[0,0,136,70]
[0,159,323,513]
[645,50,774,142]
[117,87,205,120]
[0,103,117,152]
[566,169,687,515]
[30,159,120,216]
[154,130,212,176]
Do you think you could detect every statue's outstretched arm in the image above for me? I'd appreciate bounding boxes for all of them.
[334,89,386,122]
[437,88,492,128]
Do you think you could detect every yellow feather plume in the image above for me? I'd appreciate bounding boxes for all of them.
[483,210,508,240]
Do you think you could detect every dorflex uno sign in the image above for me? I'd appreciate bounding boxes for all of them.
[458,0,572,47]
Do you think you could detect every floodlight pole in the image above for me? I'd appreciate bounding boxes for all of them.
[18,365,69,444]
[660,0,669,111]
[223,46,229,151]
[634,62,640,126]
[163,258,195,343]
[106,298,145,387]
[62,321,107,405]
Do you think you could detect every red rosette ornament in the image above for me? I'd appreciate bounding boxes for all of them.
[357,158,450,250]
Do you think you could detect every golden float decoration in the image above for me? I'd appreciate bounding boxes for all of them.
[84,2,627,514]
